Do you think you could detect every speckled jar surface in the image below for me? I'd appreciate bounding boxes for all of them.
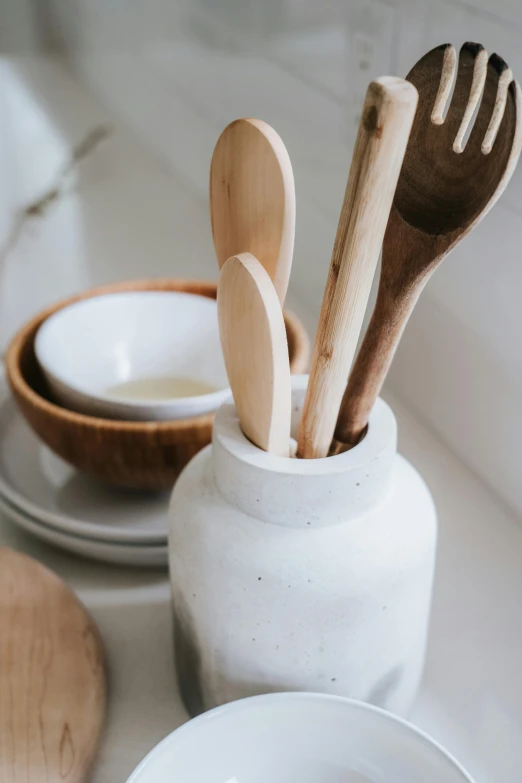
[169,375,437,717]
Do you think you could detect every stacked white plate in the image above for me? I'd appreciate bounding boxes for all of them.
[0,384,170,567]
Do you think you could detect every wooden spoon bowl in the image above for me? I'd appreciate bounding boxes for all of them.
[210,118,295,304]
[5,279,309,491]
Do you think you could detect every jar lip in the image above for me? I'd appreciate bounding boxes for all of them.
[213,375,396,476]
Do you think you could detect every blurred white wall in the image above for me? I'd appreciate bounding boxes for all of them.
[8,0,522,515]
[0,0,43,52]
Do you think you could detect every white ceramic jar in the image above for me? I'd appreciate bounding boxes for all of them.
[169,375,437,717]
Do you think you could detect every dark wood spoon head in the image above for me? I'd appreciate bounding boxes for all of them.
[394,42,521,238]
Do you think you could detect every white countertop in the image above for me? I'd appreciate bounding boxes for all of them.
[1,57,521,783]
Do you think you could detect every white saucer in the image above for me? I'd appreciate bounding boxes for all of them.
[0,493,168,567]
[0,395,169,544]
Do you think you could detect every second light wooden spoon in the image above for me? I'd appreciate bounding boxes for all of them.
[0,548,106,782]
[218,252,291,456]
[210,118,295,305]
[333,43,522,451]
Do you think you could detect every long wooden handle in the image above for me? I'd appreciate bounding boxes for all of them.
[332,211,439,450]
[296,77,418,459]
[332,268,422,450]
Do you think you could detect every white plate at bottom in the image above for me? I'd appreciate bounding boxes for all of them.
[0,493,168,567]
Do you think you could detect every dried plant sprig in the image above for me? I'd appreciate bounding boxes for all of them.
[0,124,111,266]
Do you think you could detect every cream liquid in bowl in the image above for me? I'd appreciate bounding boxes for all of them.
[106,376,218,402]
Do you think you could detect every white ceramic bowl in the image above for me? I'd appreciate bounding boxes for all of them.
[35,291,230,421]
[125,693,475,783]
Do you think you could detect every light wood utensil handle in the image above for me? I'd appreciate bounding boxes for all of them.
[297,77,418,459]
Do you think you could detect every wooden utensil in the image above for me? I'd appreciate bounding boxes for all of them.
[0,548,105,782]
[5,279,308,491]
[297,77,418,459]
[333,43,522,451]
[218,252,292,456]
[210,118,295,304]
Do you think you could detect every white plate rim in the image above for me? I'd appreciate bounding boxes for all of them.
[0,489,168,547]
[0,394,169,544]
[0,493,168,567]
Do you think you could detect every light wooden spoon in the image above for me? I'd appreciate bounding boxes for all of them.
[333,43,522,451]
[210,118,295,304]
[218,252,291,456]
[0,548,106,782]
[297,77,418,459]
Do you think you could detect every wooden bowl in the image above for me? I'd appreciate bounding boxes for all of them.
[5,279,309,491]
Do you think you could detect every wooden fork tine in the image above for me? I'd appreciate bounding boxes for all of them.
[453,43,488,153]
[431,44,457,125]
[482,54,513,154]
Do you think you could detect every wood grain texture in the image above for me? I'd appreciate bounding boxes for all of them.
[333,43,522,451]
[5,279,308,490]
[218,253,291,455]
[210,118,295,304]
[453,45,488,153]
[296,77,418,459]
[0,548,105,782]
[431,44,457,125]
